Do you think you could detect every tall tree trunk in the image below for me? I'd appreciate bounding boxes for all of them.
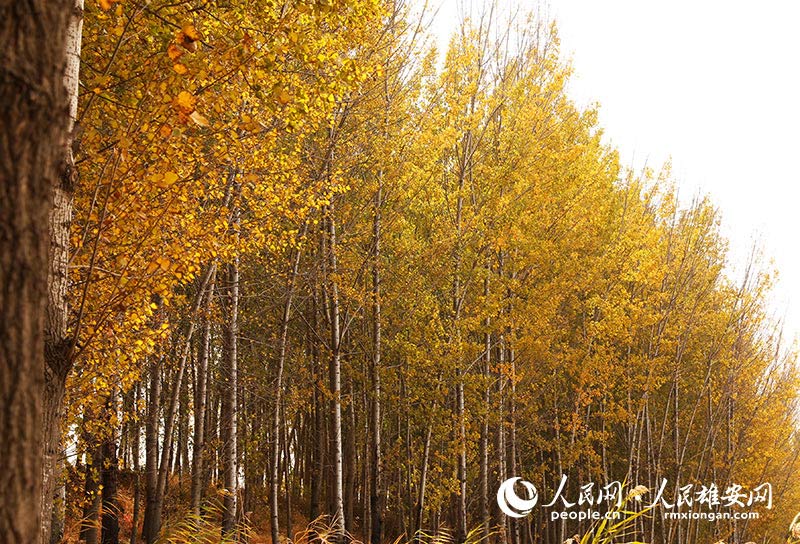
[414,426,432,542]
[221,258,239,536]
[309,283,324,522]
[101,418,121,544]
[453,145,467,544]
[369,182,384,544]
[326,202,346,540]
[142,358,161,544]
[191,276,214,516]
[41,2,83,540]
[81,432,102,544]
[271,224,306,544]
[0,0,67,517]
[479,278,490,541]
[144,265,215,541]
[131,382,142,544]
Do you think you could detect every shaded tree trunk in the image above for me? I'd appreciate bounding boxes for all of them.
[142,359,161,543]
[191,276,214,515]
[102,426,120,544]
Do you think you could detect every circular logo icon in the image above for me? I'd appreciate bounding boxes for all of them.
[496,477,538,518]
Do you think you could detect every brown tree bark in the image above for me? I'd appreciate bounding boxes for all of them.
[42,1,83,540]
[0,0,73,540]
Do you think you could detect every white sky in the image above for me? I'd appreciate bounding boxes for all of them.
[425,0,800,341]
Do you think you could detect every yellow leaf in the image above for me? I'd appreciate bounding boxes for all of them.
[275,87,291,105]
[167,44,183,61]
[163,172,179,186]
[182,24,201,42]
[174,91,195,113]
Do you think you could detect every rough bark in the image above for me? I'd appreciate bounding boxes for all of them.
[42,1,83,540]
[0,0,73,539]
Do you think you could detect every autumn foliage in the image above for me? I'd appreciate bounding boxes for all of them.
[30,1,800,544]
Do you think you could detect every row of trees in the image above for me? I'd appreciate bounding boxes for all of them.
[1,1,798,543]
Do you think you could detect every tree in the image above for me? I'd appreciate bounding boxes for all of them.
[0,0,74,541]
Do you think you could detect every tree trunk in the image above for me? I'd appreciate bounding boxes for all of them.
[101,425,121,544]
[270,224,306,544]
[142,359,161,543]
[81,437,102,544]
[310,283,324,522]
[414,426,432,541]
[479,279,490,541]
[42,1,83,540]
[191,276,214,515]
[369,182,384,544]
[144,265,215,540]
[131,382,142,544]
[221,258,239,536]
[326,203,346,541]
[0,0,74,540]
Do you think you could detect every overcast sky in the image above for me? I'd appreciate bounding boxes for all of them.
[426,0,800,341]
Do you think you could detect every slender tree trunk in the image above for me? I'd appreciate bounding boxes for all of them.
[131,382,142,544]
[414,426,432,542]
[283,404,293,540]
[101,419,121,544]
[81,429,102,544]
[345,378,357,534]
[453,152,467,544]
[310,284,324,522]
[326,202,346,540]
[370,182,384,544]
[271,224,307,544]
[192,276,214,515]
[142,358,161,544]
[221,258,239,536]
[480,278,491,540]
